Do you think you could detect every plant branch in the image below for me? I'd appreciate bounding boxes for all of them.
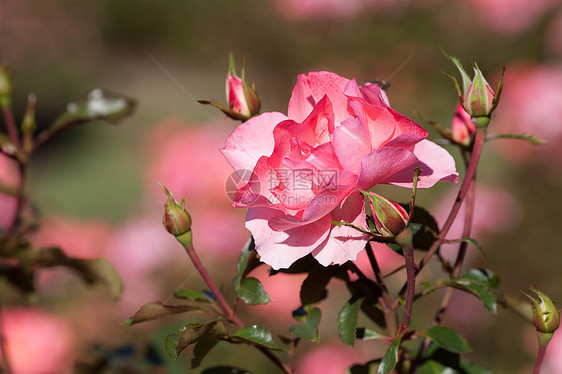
[395,228,415,337]
[177,235,290,373]
[533,342,547,374]
[1,104,20,152]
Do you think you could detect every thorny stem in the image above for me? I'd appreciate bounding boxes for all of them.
[1,104,20,151]
[289,338,300,374]
[395,228,415,337]
[177,235,290,374]
[366,243,397,334]
[7,162,26,234]
[396,128,487,303]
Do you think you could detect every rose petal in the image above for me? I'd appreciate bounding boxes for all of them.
[246,207,332,269]
[356,147,418,190]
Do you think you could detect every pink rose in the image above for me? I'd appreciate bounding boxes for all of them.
[221,71,458,269]
[451,103,475,146]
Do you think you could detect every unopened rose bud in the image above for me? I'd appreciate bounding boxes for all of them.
[363,191,409,237]
[526,287,560,336]
[199,54,261,121]
[160,184,192,237]
[451,103,475,147]
[443,50,504,127]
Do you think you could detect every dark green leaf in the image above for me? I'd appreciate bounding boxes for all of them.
[124,301,201,326]
[346,360,380,374]
[191,340,219,368]
[300,265,337,308]
[460,359,493,374]
[409,206,440,251]
[424,326,471,354]
[338,297,363,346]
[356,327,385,341]
[174,289,214,302]
[442,269,502,313]
[289,307,321,342]
[200,367,252,374]
[443,237,486,257]
[233,237,256,288]
[416,360,456,374]
[235,277,271,305]
[360,299,387,328]
[378,339,400,374]
[232,325,283,351]
[165,321,228,359]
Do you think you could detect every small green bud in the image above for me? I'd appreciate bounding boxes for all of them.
[526,287,560,335]
[160,184,192,237]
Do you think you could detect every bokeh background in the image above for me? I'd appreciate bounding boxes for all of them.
[1,0,562,373]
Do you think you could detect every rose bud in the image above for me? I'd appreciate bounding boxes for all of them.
[160,184,192,237]
[443,50,504,128]
[363,191,409,237]
[526,287,560,336]
[199,54,261,121]
[451,103,476,147]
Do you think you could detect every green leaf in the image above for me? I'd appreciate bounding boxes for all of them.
[174,289,214,302]
[445,269,502,313]
[191,340,219,368]
[232,325,283,351]
[423,326,471,354]
[486,132,544,145]
[356,327,385,341]
[417,360,456,374]
[460,359,494,374]
[124,301,201,326]
[338,297,364,346]
[200,367,252,374]
[443,237,486,258]
[52,89,135,129]
[289,307,321,342]
[233,237,256,288]
[165,321,228,359]
[378,339,400,374]
[346,360,380,374]
[235,277,271,305]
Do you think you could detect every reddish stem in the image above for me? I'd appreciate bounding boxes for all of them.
[178,237,290,373]
[533,343,547,374]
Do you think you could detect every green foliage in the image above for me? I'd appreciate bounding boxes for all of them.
[378,339,400,374]
[423,326,471,354]
[437,269,502,313]
[174,289,214,302]
[235,277,271,306]
[289,307,321,342]
[338,296,364,346]
[164,321,228,360]
[231,325,283,351]
[124,301,202,326]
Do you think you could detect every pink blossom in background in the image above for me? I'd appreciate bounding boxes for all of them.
[272,0,409,21]
[107,215,182,311]
[222,71,458,269]
[492,64,562,167]
[0,307,76,374]
[432,185,521,263]
[468,0,560,35]
[441,291,492,339]
[0,154,17,230]
[248,266,306,321]
[30,216,112,259]
[146,119,248,258]
[296,342,364,374]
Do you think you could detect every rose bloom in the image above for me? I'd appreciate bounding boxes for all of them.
[0,307,76,374]
[296,342,364,374]
[222,71,458,269]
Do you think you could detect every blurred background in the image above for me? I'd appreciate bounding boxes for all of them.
[1,0,562,373]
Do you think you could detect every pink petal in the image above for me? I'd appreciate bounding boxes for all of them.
[356,147,418,190]
[220,111,288,173]
[288,71,351,125]
[385,139,459,188]
[312,193,369,266]
[246,207,332,269]
[333,117,372,174]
